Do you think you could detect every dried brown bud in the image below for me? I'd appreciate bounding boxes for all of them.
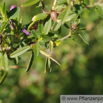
[50,10,57,22]
[71,22,77,31]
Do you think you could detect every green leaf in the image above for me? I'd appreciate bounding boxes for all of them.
[74,4,82,15]
[0,22,6,34]
[21,0,40,7]
[28,13,48,30]
[65,13,77,22]
[95,6,103,19]
[57,6,71,24]
[54,20,62,31]
[38,23,44,34]
[0,52,2,71]
[2,53,8,71]
[32,13,48,22]
[0,71,8,85]
[54,6,72,31]
[33,43,40,57]
[10,46,30,58]
[0,4,3,16]
[78,34,89,45]
[26,51,34,72]
[2,2,6,18]
[57,0,67,5]
[44,57,47,73]
[49,41,53,54]
[40,50,61,66]
[32,30,40,38]
[8,7,20,19]
[48,58,51,69]
[44,18,52,35]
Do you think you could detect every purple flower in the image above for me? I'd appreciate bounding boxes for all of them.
[9,5,16,30]
[21,28,30,36]
[10,5,16,11]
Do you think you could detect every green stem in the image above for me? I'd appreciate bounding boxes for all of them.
[28,21,36,30]
[0,70,8,84]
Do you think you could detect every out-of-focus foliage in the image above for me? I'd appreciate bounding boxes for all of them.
[0,0,103,103]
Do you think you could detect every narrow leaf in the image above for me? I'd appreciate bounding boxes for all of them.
[34,43,40,57]
[32,13,48,21]
[40,50,61,66]
[49,41,53,54]
[21,0,40,7]
[78,34,89,45]
[2,2,6,18]
[2,53,8,71]
[48,58,51,69]
[0,71,8,85]
[65,13,77,22]
[26,51,34,72]
[8,7,20,19]
[57,6,71,24]
[44,57,47,73]
[0,22,6,34]
[44,18,52,35]
[38,23,44,34]
[0,52,2,71]
[10,46,30,58]
[95,6,103,19]
[0,4,3,16]
[32,30,40,38]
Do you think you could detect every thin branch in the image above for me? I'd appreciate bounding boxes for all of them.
[52,0,57,9]
[58,32,71,41]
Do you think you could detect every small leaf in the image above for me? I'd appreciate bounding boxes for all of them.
[54,40,62,46]
[54,20,62,31]
[0,71,8,85]
[65,13,77,22]
[15,57,18,64]
[40,50,61,66]
[10,46,30,58]
[32,13,48,21]
[8,7,20,19]
[33,43,40,57]
[2,2,6,18]
[2,53,8,71]
[44,18,52,35]
[49,41,53,54]
[0,52,2,71]
[32,30,40,38]
[0,4,3,16]
[44,57,47,73]
[57,0,67,5]
[21,0,40,7]
[74,4,83,15]
[26,51,34,72]
[0,22,6,34]
[57,6,71,24]
[48,58,51,69]
[78,34,89,45]
[95,6,103,19]
[38,23,44,34]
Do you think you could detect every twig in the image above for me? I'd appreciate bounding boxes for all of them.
[52,0,57,9]
[58,32,71,41]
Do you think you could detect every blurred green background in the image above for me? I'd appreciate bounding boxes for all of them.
[0,0,103,103]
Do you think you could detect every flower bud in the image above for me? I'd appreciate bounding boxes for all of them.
[22,28,30,36]
[50,10,57,21]
[10,5,16,11]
